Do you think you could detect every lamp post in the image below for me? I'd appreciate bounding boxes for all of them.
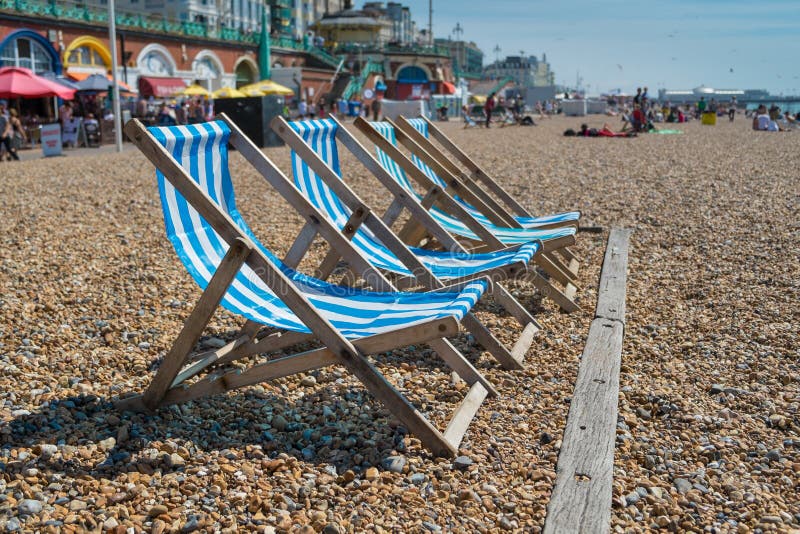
[107,0,122,152]
[452,22,463,76]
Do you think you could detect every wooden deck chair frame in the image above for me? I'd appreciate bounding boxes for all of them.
[410,115,581,273]
[114,118,500,457]
[264,115,544,370]
[390,116,581,289]
[353,117,581,313]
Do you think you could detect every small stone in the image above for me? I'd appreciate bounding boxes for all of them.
[300,375,317,387]
[624,492,641,506]
[149,504,169,517]
[673,478,692,494]
[151,519,167,534]
[381,455,406,473]
[765,449,781,462]
[169,453,185,467]
[37,444,58,459]
[539,432,554,444]
[322,524,341,534]
[69,500,88,511]
[497,516,515,530]
[98,437,116,451]
[18,499,43,515]
[453,455,473,470]
[365,467,379,481]
[271,415,288,431]
[458,489,479,502]
[410,473,426,485]
[709,384,725,394]
[6,517,21,531]
[636,407,652,420]
[203,336,227,348]
[181,517,200,532]
[103,517,119,530]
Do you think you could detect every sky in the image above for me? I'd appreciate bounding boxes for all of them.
[359,0,800,96]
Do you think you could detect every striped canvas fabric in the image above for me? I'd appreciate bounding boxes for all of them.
[149,121,487,339]
[288,119,540,280]
[369,121,579,245]
[403,118,582,228]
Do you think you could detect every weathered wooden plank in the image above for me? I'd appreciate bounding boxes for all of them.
[595,228,632,324]
[543,319,624,534]
[543,227,631,534]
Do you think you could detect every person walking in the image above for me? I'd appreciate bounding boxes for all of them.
[370,97,382,121]
[729,96,737,122]
[484,92,496,128]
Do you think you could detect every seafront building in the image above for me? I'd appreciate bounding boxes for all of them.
[0,0,504,106]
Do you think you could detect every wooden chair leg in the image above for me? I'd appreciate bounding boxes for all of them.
[133,238,253,412]
[339,350,458,457]
[443,382,489,449]
[491,283,542,329]
[543,251,579,282]
[461,313,524,370]
[528,271,581,313]
[537,254,580,290]
[427,338,498,396]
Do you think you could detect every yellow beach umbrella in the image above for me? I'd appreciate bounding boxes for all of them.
[240,80,294,96]
[180,84,210,97]
[240,87,266,97]
[212,87,246,98]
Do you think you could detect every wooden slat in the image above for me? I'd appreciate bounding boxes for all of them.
[543,319,623,534]
[314,206,370,281]
[443,382,489,449]
[283,222,319,268]
[543,228,632,534]
[141,237,252,411]
[397,116,524,228]
[544,251,579,282]
[594,229,631,324]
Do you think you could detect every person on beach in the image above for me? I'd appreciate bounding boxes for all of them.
[729,97,737,122]
[0,104,21,161]
[696,97,706,119]
[484,92,496,128]
[370,97,382,121]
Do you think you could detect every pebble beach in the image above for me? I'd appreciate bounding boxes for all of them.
[0,115,797,532]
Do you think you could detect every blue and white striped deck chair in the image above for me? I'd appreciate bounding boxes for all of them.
[366,120,579,249]
[400,116,582,230]
[286,119,539,287]
[116,118,498,457]
[355,118,583,311]
[278,117,551,368]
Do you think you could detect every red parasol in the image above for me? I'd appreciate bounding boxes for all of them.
[0,66,76,99]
